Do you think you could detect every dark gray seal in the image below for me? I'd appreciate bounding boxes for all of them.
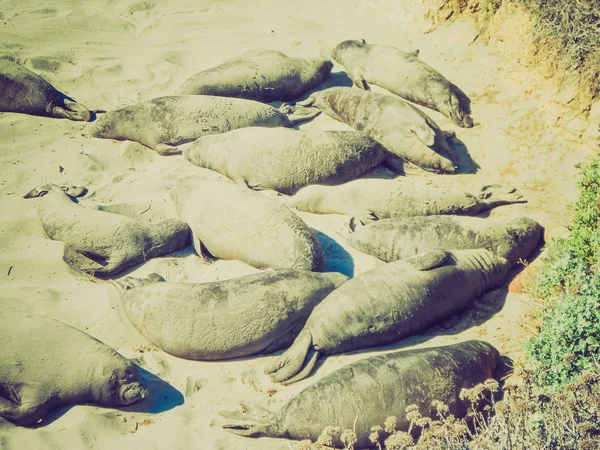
[23,184,190,278]
[332,39,473,128]
[348,216,543,267]
[182,127,387,194]
[264,248,510,384]
[176,50,333,102]
[0,58,91,121]
[220,340,501,448]
[297,87,458,173]
[171,177,325,271]
[286,178,527,226]
[0,308,147,427]
[112,270,348,360]
[90,95,320,155]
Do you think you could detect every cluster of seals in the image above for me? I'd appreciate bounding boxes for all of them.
[176,50,333,102]
[265,248,511,384]
[0,59,92,121]
[332,39,474,128]
[112,270,348,360]
[183,127,388,194]
[0,309,147,426]
[221,340,501,448]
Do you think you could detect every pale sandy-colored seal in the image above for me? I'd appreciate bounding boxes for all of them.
[90,95,320,155]
[265,248,510,384]
[23,184,190,278]
[348,216,543,267]
[220,340,501,448]
[182,127,387,194]
[332,39,474,128]
[297,87,458,173]
[176,50,333,102]
[286,178,527,226]
[112,270,348,360]
[171,177,325,271]
[0,308,147,427]
[0,58,91,121]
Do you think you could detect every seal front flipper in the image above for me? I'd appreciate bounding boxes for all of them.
[192,233,217,264]
[219,402,277,437]
[352,74,370,91]
[411,122,436,147]
[295,96,315,107]
[349,211,378,232]
[264,330,317,384]
[154,143,182,156]
[52,98,92,122]
[405,249,450,271]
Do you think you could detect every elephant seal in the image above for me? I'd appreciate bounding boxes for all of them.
[171,177,325,271]
[23,184,190,278]
[286,178,527,226]
[176,50,333,103]
[332,40,473,128]
[90,95,320,155]
[297,87,457,173]
[0,59,91,121]
[264,248,510,384]
[112,270,348,360]
[0,308,147,427]
[182,127,387,194]
[348,216,543,267]
[221,340,500,448]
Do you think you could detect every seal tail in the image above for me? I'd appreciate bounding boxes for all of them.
[264,330,319,384]
[219,402,277,437]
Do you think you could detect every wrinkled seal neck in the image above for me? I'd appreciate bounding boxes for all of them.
[454,249,510,290]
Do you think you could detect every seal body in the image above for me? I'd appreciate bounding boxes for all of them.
[23,184,190,278]
[264,248,510,384]
[114,270,348,360]
[298,87,457,173]
[90,95,320,155]
[0,309,147,427]
[221,340,500,448]
[0,59,91,121]
[176,50,333,102]
[171,177,325,271]
[348,216,543,267]
[183,127,387,194]
[287,178,527,225]
[332,40,473,128]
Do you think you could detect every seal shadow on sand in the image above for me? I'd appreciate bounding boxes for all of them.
[311,228,354,278]
[450,135,480,174]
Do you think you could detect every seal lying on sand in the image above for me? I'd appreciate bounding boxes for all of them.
[332,40,473,128]
[176,50,333,102]
[264,248,510,384]
[113,270,348,360]
[24,184,190,278]
[348,216,543,267]
[183,127,387,194]
[286,178,527,226]
[0,308,147,427]
[0,59,91,121]
[171,177,325,271]
[221,340,501,448]
[297,87,457,173]
[90,95,320,155]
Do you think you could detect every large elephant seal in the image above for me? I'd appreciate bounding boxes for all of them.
[90,95,320,155]
[264,248,510,384]
[0,308,147,427]
[348,216,543,267]
[23,184,190,278]
[182,127,387,194]
[176,50,333,103]
[0,59,91,121]
[297,87,457,173]
[286,178,527,226]
[112,270,348,360]
[171,177,325,271]
[332,40,473,128]
[221,340,501,448]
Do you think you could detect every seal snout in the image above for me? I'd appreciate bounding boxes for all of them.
[118,381,148,405]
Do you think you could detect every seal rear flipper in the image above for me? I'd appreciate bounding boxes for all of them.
[63,246,124,278]
[0,396,44,427]
[477,185,527,209]
[219,402,277,437]
[53,99,92,122]
[295,96,315,107]
[405,249,450,271]
[154,143,182,156]
[283,105,321,125]
[264,331,318,384]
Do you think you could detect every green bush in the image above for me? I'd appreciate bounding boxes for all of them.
[528,157,600,387]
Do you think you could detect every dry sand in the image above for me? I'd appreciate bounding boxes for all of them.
[0,0,597,448]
